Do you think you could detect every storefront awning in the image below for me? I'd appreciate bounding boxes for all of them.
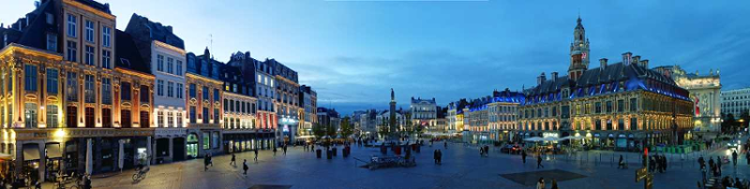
[46,143,62,159]
[23,147,40,161]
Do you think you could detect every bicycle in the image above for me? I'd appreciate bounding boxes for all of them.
[132,165,149,181]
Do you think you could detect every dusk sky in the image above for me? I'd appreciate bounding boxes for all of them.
[2,0,749,115]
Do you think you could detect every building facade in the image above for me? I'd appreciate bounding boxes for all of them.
[488,89,523,142]
[653,66,721,132]
[410,97,437,128]
[221,51,272,152]
[299,85,316,142]
[721,88,750,119]
[185,49,223,158]
[267,59,299,144]
[518,17,694,151]
[124,13,187,164]
[255,60,276,148]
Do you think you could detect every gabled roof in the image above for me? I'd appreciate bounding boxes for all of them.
[115,30,150,74]
[1,0,58,52]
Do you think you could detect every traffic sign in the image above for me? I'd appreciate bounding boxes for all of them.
[635,167,647,182]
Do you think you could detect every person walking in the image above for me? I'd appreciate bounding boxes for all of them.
[204,154,210,171]
[537,154,544,169]
[550,178,559,189]
[618,155,625,169]
[698,156,705,170]
[209,153,214,167]
[444,141,448,149]
[273,146,277,156]
[283,145,288,156]
[437,149,443,165]
[254,148,259,162]
[662,155,667,172]
[717,155,723,176]
[230,152,236,166]
[732,150,738,167]
[522,150,528,164]
[434,149,439,164]
[243,159,249,175]
[536,177,545,189]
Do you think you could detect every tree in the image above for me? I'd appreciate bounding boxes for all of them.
[722,113,737,134]
[340,116,354,139]
[312,123,326,140]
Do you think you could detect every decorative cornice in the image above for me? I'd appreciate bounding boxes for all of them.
[0,43,63,60]
[153,40,186,55]
[63,0,115,20]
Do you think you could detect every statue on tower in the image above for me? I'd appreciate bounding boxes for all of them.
[391,88,395,101]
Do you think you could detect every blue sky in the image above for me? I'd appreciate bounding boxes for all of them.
[2,0,749,115]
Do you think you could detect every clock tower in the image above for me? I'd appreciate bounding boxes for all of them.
[568,15,590,81]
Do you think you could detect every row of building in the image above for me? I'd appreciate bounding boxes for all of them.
[441,17,724,151]
[0,0,319,182]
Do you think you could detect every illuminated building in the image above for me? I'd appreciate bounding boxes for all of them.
[410,97,437,128]
[447,99,468,133]
[0,0,156,179]
[488,89,523,142]
[653,66,721,133]
[266,59,299,144]
[518,17,694,150]
[299,85,317,141]
[720,88,750,120]
[124,13,187,163]
[185,48,224,158]
[221,51,267,153]
[255,60,276,149]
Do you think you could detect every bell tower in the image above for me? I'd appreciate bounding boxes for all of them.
[568,15,590,81]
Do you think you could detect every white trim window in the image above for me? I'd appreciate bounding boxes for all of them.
[167,57,174,74]
[102,26,111,47]
[67,14,76,37]
[176,60,183,76]
[167,81,174,97]
[176,83,183,99]
[102,50,111,69]
[157,55,164,72]
[157,80,164,96]
[85,20,94,43]
[84,45,95,66]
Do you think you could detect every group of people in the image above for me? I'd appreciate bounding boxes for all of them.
[433,149,443,165]
[647,154,668,173]
[720,176,749,189]
[536,177,559,189]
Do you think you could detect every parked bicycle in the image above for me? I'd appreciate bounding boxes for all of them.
[132,164,149,182]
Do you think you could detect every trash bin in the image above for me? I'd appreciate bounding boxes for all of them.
[316,149,322,158]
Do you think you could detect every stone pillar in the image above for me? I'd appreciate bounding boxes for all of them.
[15,143,22,178]
[38,141,46,182]
[146,136,152,166]
[168,136,174,163]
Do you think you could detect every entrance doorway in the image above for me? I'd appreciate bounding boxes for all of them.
[186,134,198,159]
[173,137,185,161]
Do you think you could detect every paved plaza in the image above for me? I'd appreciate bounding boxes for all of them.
[80,142,749,189]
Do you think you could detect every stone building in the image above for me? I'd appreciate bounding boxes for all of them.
[721,88,750,120]
[185,48,223,158]
[653,65,721,132]
[266,59,299,144]
[410,97,437,128]
[518,17,694,151]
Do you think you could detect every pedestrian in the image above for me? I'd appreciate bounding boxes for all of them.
[661,155,667,172]
[618,155,625,169]
[536,177,545,189]
[732,150,738,166]
[480,147,484,157]
[551,178,559,189]
[273,146,277,156]
[243,159,249,175]
[717,156,722,176]
[312,143,316,152]
[434,150,438,164]
[444,141,448,149]
[522,150,527,164]
[209,153,214,167]
[230,152,236,166]
[204,154,210,171]
[437,149,443,164]
[484,146,489,155]
[254,148,259,162]
[746,152,750,165]
[283,145,288,156]
[698,156,705,170]
[537,154,544,169]
[735,177,743,189]
[84,174,92,189]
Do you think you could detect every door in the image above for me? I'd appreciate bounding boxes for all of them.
[85,108,94,128]
[173,138,185,161]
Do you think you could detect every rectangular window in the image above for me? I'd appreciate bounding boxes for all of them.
[595,119,601,130]
[189,107,196,123]
[46,33,57,52]
[158,111,165,128]
[102,108,112,128]
[157,55,164,72]
[617,99,624,112]
[24,103,37,128]
[121,82,131,101]
[85,108,95,128]
[203,132,210,150]
[46,105,58,128]
[157,80,164,96]
[46,69,58,94]
[102,26,111,47]
[177,112,183,127]
[102,50,111,69]
[177,83,183,99]
[630,118,637,130]
[202,86,209,100]
[66,73,77,101]
[66,41,77,62]
[167,112,174,128]
[214,109,219,124]
[167,81,174,97]
[213,89,219,102]
[167,58,173,74]
[84,45,94,66]
[223,99,228,111]
[24,65,37,92]
[630,98,637,112]
[595,102,602,113]
[606,101,613,113]
[176,60,183,76]
[84,75,94,103]
[85,20,94,42]
[203,107,209,124]
[140,85,150,103]
[102,78,111,104]
[67,14,76,37]
[189,84,196,98]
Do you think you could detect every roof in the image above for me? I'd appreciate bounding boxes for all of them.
[125,13,184,49]
[525,62,690,104]
[115,30,150,74]
[73,0,112,13]
[411,97,436,104]
[0,0,58,52]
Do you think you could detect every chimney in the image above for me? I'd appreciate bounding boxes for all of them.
[537,72,546,85]
[641,59,649,69]
[551,72,558,82]
[622,52,633,65]
[166,26,173,33]
[632,56,641,66]
[599,58,608,71]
